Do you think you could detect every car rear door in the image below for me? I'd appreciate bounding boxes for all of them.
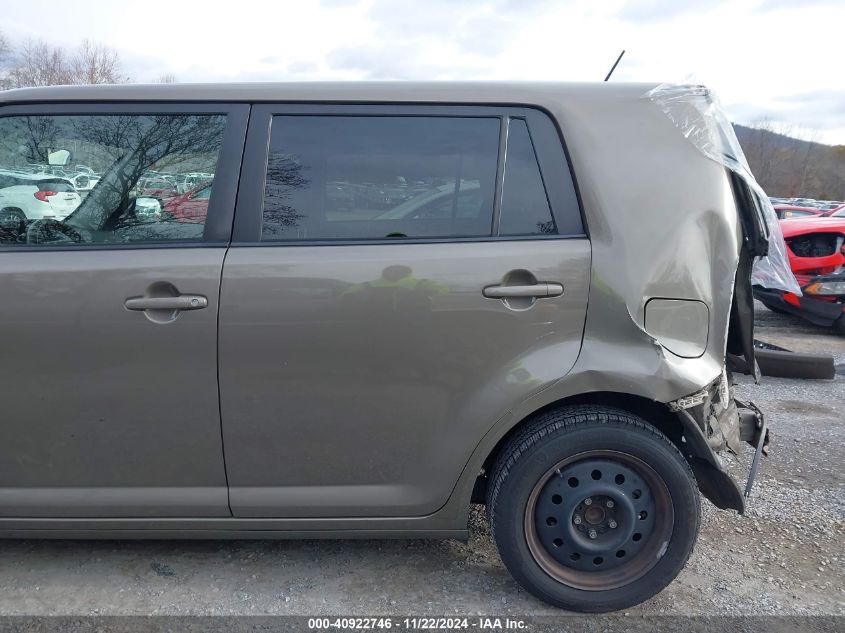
[0,103,248,518]
[219,105,590,518]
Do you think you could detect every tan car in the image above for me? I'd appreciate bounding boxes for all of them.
[0,82,771,612]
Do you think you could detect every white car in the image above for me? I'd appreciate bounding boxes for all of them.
[0,170,81,221]
[71,173,101,197]
[134,196,162,221]
[176,172,214,194]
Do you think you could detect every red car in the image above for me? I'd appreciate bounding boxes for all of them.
[822,203,845,217]
[754,216,845,333]
[772,204,827,219]
[162,182,212,223]
[139,178,178,200]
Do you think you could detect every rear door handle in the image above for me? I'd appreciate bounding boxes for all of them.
[125,295,208,311]
[482,283,564,299]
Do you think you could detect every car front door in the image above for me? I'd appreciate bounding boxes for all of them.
[219,105,591,518]
[0,103,247,518]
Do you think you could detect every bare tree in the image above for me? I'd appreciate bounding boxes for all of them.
[70,39,127,84]
[743,117,794,190]
[795,127,821,195]
[0,30,11,90]
[0,31,10,61]
[3,37,129,88]
[5,39,72,88]
[157,73,177,84]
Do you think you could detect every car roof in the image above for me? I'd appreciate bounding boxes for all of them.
[774,204,824,212]
[0,81,658,107]
[0,168,69,181]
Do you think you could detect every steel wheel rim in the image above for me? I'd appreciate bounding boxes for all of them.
[524,449,674,591]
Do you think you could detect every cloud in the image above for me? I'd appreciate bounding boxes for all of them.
[726,90,845,144]
[773,90,845,124]
[365,0,553,56]
[287,60,319,75]
[322,0,558,79]
[617,0,726,22]
[327,43,491,79]
[756,0,843,11]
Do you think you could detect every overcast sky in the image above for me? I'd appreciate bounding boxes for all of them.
[2,0,843,144]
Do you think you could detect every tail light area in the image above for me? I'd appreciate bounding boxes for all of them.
[33,191,58,202]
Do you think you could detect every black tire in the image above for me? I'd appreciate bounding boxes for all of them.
[487,405,700,612]
[755,349,835,379]
[0,207,26,222]
[834,315,845,336]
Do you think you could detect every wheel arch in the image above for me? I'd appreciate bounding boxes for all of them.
[470,391,744,514]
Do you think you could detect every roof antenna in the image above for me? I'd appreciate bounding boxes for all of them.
[604,50,625,81]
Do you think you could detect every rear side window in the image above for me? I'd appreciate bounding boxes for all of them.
[261,116,500,241]
[37,179,74,193]
[0,114,227,246]
[499,119,556,236]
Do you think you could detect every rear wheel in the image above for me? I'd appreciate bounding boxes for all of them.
[487,406,700,612]
[0,207,26,223]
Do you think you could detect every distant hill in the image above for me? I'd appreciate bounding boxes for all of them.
[734,124,845,201]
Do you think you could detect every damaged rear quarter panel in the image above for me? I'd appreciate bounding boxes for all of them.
[527,85,742,406]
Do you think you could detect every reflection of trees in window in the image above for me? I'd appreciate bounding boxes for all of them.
[0,113,226,245]
[5,116,62,165]
[263,152,308,236]
[68,115,225,232]
[536,220,556,235]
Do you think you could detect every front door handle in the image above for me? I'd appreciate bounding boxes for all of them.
[125,295,208,311]
[482,283,564,299]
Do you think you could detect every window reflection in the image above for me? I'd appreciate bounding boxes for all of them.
[499,119,557,236]
[261,116,500,241]
[0,114,226,246]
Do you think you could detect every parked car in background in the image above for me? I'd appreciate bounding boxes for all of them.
[772,204,827,219]
[135,196,163,222]
[175,172,214,194]
[162,181,213,223]
[139,177,178,200]
[0,170,81,222]
[754,216,845,333]
[821,203,845,216]
[70,173,100,197]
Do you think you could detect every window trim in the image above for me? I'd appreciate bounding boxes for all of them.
[0,102,249,251]
[233,104,585,245]
[497,116,558,237]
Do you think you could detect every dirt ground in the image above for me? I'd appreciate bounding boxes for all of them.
[0,303,842,617]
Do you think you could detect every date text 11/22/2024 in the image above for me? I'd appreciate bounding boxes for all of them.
[308,617,528,630]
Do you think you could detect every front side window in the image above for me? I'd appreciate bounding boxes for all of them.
[261,116,500,241]
[0,114,226,246]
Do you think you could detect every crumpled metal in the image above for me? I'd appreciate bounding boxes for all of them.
[644,84,801,295]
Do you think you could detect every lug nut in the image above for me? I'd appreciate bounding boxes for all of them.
[588,529,597,539]
[606,500,614,508]
[608,520,617,529]
[573,516,582,525]
[584,497,592,506]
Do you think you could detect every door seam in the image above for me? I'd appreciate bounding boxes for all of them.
[217,103,252,517]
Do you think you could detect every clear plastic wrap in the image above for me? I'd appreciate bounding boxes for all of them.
[644,84,801,295]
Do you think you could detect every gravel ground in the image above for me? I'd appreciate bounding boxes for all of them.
[0,303,842,617]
